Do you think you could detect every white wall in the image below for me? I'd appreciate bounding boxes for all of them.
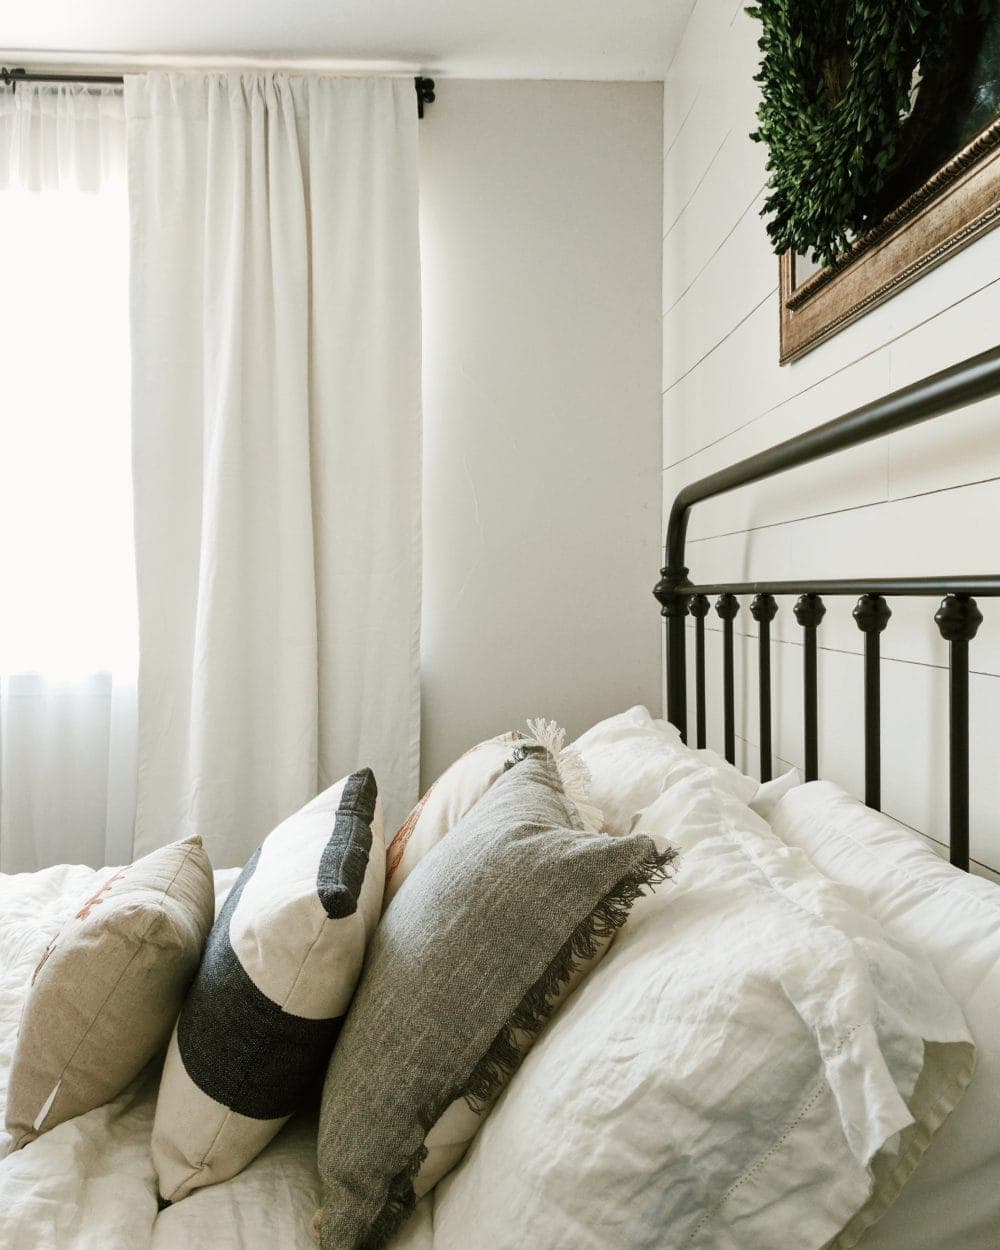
[662,0,1000,875]
[420,79,663,787]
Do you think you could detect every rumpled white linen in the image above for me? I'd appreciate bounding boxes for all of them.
[431,758,975,1250]
[0,865,439,1250]
[770,780,1000,1250]
[3,760,971,1250]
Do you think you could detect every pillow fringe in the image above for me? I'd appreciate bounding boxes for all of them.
[464,842,677,1111]
[350,841,676,1250]
[511,719,605,834]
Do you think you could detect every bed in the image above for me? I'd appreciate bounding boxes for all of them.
[2,346,999,1250]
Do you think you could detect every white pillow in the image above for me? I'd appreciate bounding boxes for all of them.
[750,764,802,820]
[569,706,757,835]
[430,759,973,1250]
[770,781,1000,1250]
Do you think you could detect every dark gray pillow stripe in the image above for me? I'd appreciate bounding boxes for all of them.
[176,847,342,1119]
[176,769,377,1121]
[319,767,377,919]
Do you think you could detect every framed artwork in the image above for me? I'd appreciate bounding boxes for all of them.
[779,6,1000,363]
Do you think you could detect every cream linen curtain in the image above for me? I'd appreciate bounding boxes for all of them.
[125,74,421,865]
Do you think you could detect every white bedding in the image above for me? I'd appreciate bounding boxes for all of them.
[0,864,433,1250]
[0,790,976,1250]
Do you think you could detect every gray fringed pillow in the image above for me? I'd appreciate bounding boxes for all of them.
[314,747,675,1250]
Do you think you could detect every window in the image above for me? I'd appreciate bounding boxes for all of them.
[0,85,136,871]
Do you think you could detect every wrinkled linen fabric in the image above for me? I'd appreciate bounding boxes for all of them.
[1,760,975,1250]
[0,865,438,1250]
[431,758,974,1250]
[569,705,760,836]
[771,781,1000,1250]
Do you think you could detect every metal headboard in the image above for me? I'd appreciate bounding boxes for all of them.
[654,344,1000,872]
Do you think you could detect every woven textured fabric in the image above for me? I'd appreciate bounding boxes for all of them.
[152,770,385,1202]
[4,836,215,1149]
[315,749,674,1250]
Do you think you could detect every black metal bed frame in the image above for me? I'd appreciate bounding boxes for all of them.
[654,344,1000,873]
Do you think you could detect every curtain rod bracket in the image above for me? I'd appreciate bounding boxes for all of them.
[1,67,26,93]
[415,76,435,118]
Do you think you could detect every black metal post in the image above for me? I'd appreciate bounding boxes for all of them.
[750,593,778,782]
[654,565,690,742]
[935,595,983,871]
[689,594,710,749]
[852,594,891,809]
[793,594,826,781]
[716,593,739,765]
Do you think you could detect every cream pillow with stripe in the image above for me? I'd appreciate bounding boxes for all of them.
[152,769,384,1202]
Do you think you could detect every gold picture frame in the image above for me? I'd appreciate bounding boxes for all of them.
[779,115,1000,364]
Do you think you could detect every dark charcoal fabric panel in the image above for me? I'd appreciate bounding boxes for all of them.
[176,846,344,1121]
[318,768,377,919]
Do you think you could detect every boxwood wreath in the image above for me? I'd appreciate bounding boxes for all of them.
[748,0,991,268]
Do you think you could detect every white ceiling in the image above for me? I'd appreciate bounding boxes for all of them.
[2,0,694,81]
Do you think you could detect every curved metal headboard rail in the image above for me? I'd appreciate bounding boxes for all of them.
[654,343,1000,871]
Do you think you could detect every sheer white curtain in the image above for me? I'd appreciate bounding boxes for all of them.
[0,85,137,872]
[126,75,421,866]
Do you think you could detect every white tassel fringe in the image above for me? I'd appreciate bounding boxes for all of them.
[522,718,605,834]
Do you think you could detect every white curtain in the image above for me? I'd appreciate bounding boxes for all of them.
[0,84,137,873]
[125,74,421,867]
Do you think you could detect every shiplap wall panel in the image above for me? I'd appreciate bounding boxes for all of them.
[679,485,1000,674]
[663,1,1000,873]
[688,614,1000,871]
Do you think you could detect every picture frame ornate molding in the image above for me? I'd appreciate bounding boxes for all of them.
[779,115,1000,364]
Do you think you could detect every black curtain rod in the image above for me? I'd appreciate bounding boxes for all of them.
[0,67,436,116]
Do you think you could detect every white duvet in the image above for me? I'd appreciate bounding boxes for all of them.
[0,864,433,1250]
[0,798,973,1250]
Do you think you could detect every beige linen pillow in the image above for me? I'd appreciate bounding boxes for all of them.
[4,835,215,1149]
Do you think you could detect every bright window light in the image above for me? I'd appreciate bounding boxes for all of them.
[0,178,136,678]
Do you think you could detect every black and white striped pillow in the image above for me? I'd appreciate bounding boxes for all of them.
[152,769,384,1202]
